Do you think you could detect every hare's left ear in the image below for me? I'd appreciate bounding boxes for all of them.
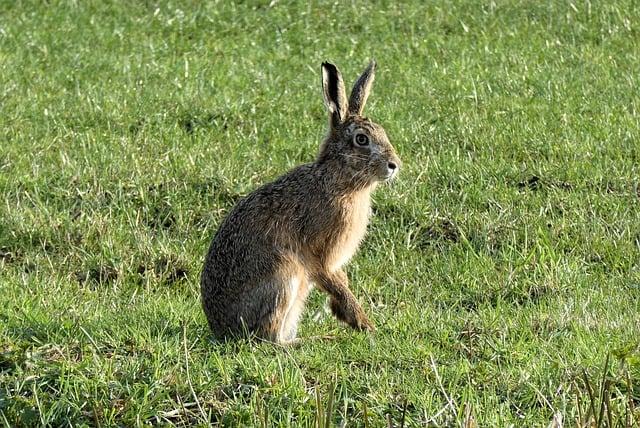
[322,62,348,128]
[348,60,376,116]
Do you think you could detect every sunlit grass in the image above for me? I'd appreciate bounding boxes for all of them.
[1,0,639,425]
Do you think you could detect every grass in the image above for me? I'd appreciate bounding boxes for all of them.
[1,0,639,425]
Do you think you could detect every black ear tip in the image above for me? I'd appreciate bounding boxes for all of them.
[322,61,337,72]
[368,59,377,70]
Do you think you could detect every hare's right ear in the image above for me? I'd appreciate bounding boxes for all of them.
[348,60,375,116]
[321,62,348,128]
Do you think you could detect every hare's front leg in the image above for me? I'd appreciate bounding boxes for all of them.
[314,270,375,332]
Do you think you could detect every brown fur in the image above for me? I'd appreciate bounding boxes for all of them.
[201,61,401,344]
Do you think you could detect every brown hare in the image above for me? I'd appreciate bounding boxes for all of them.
[201,61,400,344]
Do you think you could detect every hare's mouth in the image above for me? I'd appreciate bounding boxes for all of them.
[377,170,396,183]
[384,171,398,182]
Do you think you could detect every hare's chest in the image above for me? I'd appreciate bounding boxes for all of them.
[327,194,372,271]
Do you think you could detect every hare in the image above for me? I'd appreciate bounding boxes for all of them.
[201,60,400,344]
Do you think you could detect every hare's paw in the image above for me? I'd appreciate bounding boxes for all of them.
[277,337,303,347]
[329,297,375,332]
[355,314,375,332]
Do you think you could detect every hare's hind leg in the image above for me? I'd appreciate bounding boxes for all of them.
[277,274,311,343]
[253,273,309,344]
[251,263,309,344]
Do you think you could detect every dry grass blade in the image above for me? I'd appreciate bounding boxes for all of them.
[363,400,369,428]
[582,369,597,426]
[324,378,335,428]
[315,387,323,428]
[316,378,336,428]
[574,383,584,428]
[626,367,636,428]
[429,354,458,419]
[183,324,207,423]
[604,379,613,428]
[546,412,563,428]
[597,354,611,428]
[400,397,408,428]
[462,403,478,428]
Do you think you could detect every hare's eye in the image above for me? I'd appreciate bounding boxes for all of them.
[354,133,370,147]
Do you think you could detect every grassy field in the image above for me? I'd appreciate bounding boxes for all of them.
[1,0,639,426]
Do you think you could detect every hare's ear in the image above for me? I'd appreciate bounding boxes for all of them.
[348,60,376,116]
[322,62,348,128]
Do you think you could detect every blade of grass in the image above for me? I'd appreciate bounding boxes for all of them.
[582,369,597,426]
[597,354,611,428]
[183,323,206,423]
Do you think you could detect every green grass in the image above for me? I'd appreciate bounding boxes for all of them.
[1,0,639,425]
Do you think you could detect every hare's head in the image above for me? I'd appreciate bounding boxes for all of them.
[317,61,401,188]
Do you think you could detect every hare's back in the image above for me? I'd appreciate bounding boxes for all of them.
[202,164,318,288]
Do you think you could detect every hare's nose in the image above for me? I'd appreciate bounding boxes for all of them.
[387,161,398,171]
